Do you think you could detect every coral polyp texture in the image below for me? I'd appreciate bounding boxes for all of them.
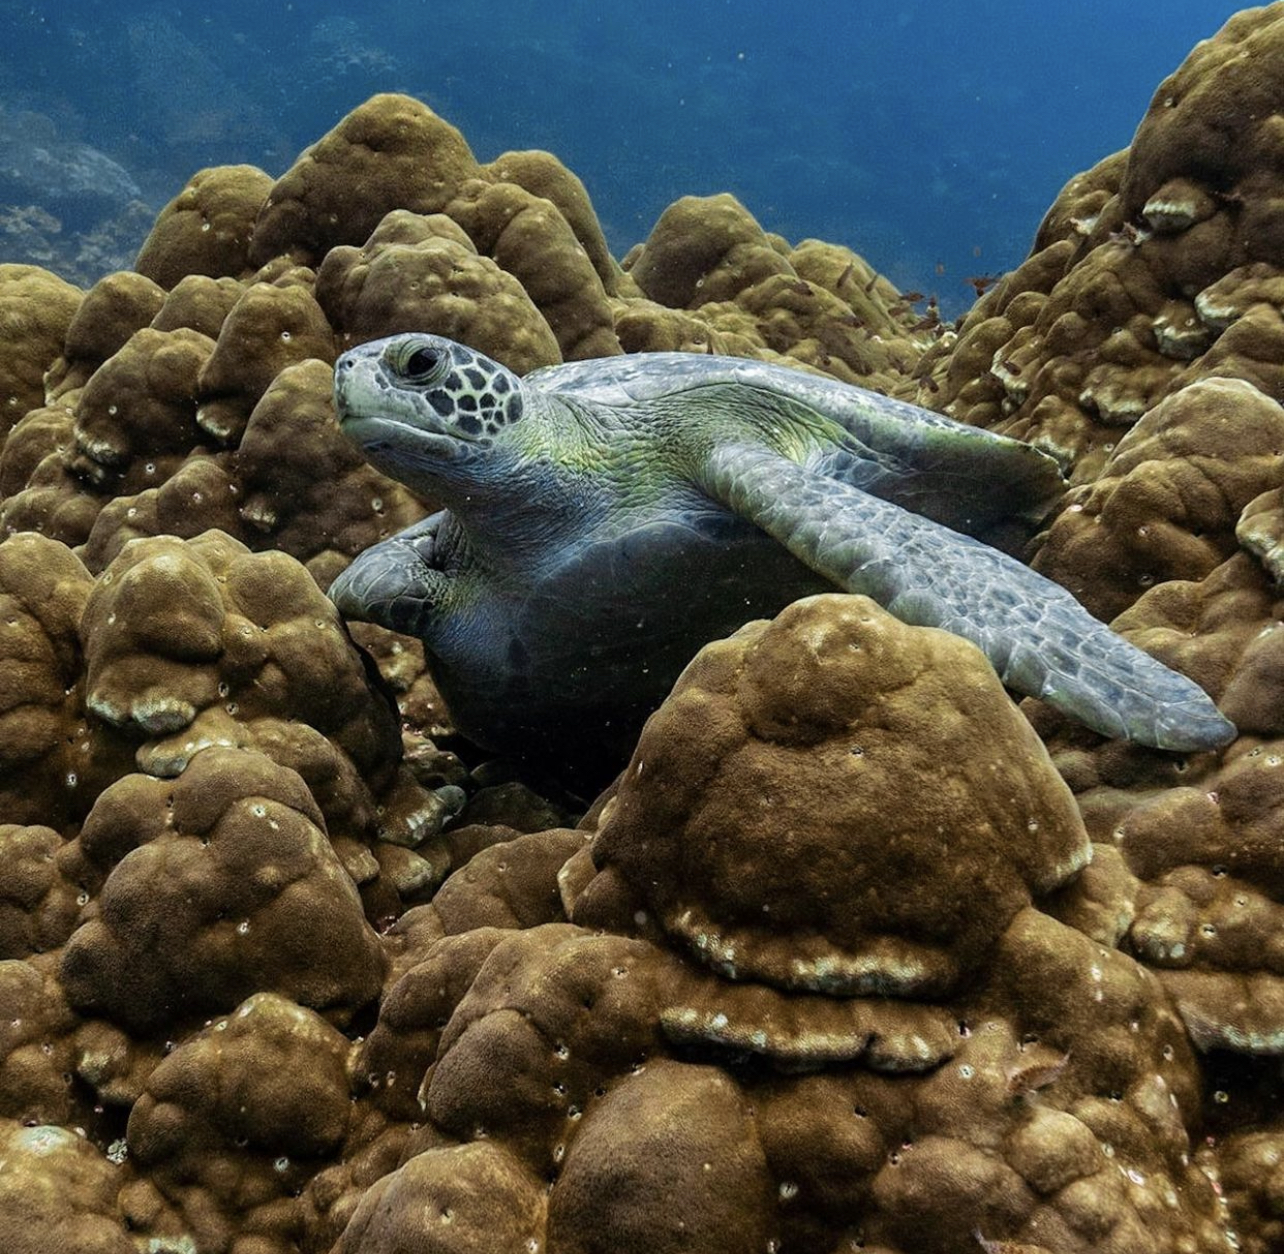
[6,7,1284,1248]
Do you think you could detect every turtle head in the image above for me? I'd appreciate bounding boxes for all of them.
[333,333,525,489]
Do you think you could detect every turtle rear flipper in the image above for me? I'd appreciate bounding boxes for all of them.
[812,438,1061,537]
[700,442,1236,753]
[797,378,1066,530]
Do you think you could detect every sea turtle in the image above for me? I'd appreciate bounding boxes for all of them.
[329,332,1236,773]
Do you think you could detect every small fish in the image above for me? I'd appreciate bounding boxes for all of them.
[966,274,1003,297]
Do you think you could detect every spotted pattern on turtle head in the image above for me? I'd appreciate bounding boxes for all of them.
[380,334,523,440]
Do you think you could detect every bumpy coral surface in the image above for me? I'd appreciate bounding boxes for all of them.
[337,597,1221,1253]
[585,595,1091,1001]
[2,8,1284,1248]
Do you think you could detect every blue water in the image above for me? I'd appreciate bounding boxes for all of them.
[2,1,1250,309]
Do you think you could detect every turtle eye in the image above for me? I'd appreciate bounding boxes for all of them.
[393,342,447,384]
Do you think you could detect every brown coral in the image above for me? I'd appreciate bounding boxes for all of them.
[927,5,1284,487]
[446,177,621,360]
[71,326,215,489]
[315,209,563,370]
[0,1119,133,1254]
[0,824,81,959]
[78,531,415,814]
[148,273,244,340]
[126,992,355,1250]
[59,747,385,1034]
[583,595,1090,999]
[327,596,1220,1253]
[0,958,85,1129]
[1059,717,1284,1055]
[44,270,165,401]
[1217,1123,1284,1254]
[1109,553,1284,742]
[0,532,121,829]
[5,292,221,551]
[74,531,461,892]
[0,264,81,429]
[1120,8,1284,273]
[134,164,275,289]
[77,453,246,572]
[1034,378,1284,620]
[430,826,587,935]
[4,15,1284,1249]
[484,148,619,294]
[629,192,796,309]
[194,275,335,444]
[0,403,74,501]
[626,194,927,389]
[248,94,481,268]
[333,1141,546,1254]
[547,1060,776,1253]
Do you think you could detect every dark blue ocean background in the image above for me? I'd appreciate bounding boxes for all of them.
[0,0,1252,313]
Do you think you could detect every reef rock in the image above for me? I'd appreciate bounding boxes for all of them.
[335,596,1222,1253]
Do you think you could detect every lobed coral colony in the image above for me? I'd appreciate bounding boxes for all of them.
[8,7,1284,1253]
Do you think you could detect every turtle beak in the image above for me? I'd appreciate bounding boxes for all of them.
[332,355,388,436]
[332,355,357,421]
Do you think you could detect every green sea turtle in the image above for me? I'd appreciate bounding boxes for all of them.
[329,332,1236,772]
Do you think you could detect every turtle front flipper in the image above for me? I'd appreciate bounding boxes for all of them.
[329,512,453,640]
[700,443,1236,753]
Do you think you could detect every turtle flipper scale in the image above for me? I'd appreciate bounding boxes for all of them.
[701,443,1236,753]
[329,512,452,640]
